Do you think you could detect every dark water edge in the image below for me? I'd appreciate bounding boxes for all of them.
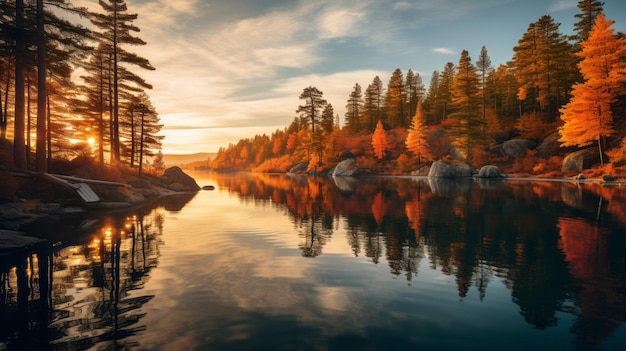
[1,172,625,351]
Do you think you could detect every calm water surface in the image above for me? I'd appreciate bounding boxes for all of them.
[1,171,626,351]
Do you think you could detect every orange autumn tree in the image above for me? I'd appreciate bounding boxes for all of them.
[371,120,389,160]
[405,101,430,166]
[559,13,626,164]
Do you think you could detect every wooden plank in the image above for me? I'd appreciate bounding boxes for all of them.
[75,182,101,203]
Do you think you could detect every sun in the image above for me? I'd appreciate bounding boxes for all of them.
[87,137,95,145]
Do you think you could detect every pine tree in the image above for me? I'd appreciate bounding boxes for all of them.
[345,83,362,132]
[91,0,155,163]
[448,50,487,162]
[573,0,605,44]
[363,76,384,132]
[437,63,455,121]
[512,15,578,119]
[296,86,327,135]
[476,46,492,129]
[422,70,440,123]
[296,86,327,162]
[384,68,406,128]
[559,14,626,164]
[371,120,388,160]
[405,101,430,166]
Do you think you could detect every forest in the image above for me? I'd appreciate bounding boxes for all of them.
[0,1,625,180]
[0,0,163,178]
[207,1,626,178]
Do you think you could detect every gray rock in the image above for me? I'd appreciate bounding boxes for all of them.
[476,165,505,178]
[168,182,187,192]
[562,148,600,172]
[427,177,472,193]
[332,176,357,193]
[162,166,201,191]
[536,136,561,158]
[332,159,358,177]
[288,162,309,174]
[501,139,536,159]
[127,177,152,189]
[427,161,473,178]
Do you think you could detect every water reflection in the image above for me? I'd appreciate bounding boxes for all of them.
[212,172,626,349]
[1,173,625,350]
[0,195,186,350]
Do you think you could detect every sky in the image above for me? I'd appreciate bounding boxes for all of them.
[78,0,626,155]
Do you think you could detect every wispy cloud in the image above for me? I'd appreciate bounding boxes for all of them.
[433,47,456,55]
[549,0,577,12]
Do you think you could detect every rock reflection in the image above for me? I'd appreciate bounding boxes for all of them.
[211,172,626,350]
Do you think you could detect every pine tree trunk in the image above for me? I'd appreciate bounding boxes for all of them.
[36,0,47,172]
[13,0,27,169]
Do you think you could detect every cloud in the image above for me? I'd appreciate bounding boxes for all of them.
[433,47,456,55]
[317,6,367,39]
[549,0,577,12]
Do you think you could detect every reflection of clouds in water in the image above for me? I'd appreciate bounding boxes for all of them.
[316,286,352,312]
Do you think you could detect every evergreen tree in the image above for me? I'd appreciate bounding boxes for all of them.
[573,0,605,44]
[512,15,578,119]
[437,63,455,121]
[91,0,155,163]
[345,83,363,132]
[448,50,486,163]
[422,70,439,123]
[559,14,626,164]
[321,103,335,135]
[476,46,492,130]
[296,86,327,160]
[363,76,384,132]
[384,68,406,128]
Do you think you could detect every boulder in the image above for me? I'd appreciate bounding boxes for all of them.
[476,165,505,178]
[127,177,152,189]
[162,166,201,191]
[501,139,536,159]
[427,161,473,178]
[332,159,358,177]
[288,162,309,174]
[562,148,600,173]
[536,136,561,158]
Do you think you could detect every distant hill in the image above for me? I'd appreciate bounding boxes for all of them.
[163,153,216,167]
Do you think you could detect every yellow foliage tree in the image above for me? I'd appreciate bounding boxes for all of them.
[405,101,430,166]
[559,14,626,164]
[371,120,389,160]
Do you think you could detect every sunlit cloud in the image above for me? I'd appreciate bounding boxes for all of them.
[433,47,457,55]
[67,0,626,154]
[317,6,367,39]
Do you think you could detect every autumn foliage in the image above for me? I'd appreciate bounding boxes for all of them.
[206,7,625,178]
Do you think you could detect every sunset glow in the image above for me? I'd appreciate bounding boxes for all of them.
[75,0,623,155]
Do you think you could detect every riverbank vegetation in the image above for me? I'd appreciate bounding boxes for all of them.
[207,2,626,179]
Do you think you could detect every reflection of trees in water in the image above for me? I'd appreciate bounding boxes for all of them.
[0,207,164,350]
[213,172,626,349]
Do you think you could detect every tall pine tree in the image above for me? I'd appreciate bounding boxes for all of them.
[448,50,486,163]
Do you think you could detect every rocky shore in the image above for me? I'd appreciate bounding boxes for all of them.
[0,165,202,233]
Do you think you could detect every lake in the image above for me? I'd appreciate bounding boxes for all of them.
[1,171,626,350]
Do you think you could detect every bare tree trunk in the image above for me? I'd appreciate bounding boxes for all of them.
[13,0,27,169]
[36,0,47,172]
